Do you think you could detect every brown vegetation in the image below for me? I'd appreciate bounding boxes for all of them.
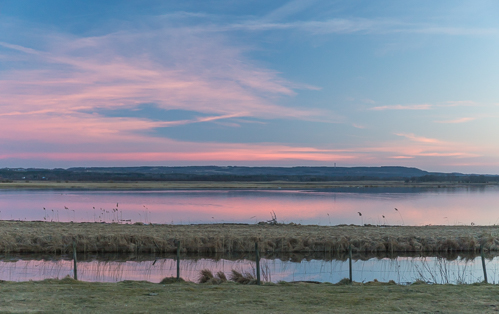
[198,269,228,284]
[1,221,499,254]
[229,270,256,284]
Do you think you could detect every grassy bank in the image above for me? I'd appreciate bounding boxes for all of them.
[0,180,494,190]
[1,221,499,254]
[0,278,498,313]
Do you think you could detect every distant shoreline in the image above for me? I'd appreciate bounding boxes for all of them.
[0,180,497,190]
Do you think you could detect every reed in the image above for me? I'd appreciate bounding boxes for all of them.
[1,221,498,254]
[229,270,256,284]
[198,269,228,284]
[198,269,214,283]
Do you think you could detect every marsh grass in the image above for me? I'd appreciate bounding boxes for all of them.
[229,270,256,284]
[1,221,498,254]
[198,269,228,284]
[198,269,214,283]
[412,256,480,284]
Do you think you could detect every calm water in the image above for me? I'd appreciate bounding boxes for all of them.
[0,186,498,225]
[1,253,498,284]
[2,187,499,283]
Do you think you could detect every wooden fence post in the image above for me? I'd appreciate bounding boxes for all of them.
[176,240,181,281]
[348,244,352,284]
[255,242,261,285]
[72,240,78,280]
[480,244,488,283]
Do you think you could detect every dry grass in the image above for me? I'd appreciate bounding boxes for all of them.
[229,270,256,284]
[1,220,499,254]
[0,180,491,190]
[199,270,228,284]
[198,269,214,283]
[216,271,227,282]
[0,278,498,313]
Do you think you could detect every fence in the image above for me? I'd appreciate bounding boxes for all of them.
[1,242,497,285]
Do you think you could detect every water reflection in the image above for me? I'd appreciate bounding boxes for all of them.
[1,187,499,225]
[1,252,498,284]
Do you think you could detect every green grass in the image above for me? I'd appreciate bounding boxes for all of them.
[0,278,498,313]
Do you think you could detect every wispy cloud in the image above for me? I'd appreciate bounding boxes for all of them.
[213,16,499,37]
[158,112,249,127]
[370,104,432,111]
[261,0,318,22]
[434,117,476,124]
[443,101,477,107]
[0,41,42,54]
[352,123,366,129]
[0,24,337,148]
[394,133,442,144]
[0,20,347,166]
[226,18,393,34]
[0,28,325,119]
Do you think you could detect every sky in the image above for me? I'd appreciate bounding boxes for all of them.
[1,0,499,173]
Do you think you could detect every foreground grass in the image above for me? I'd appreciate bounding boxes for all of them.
[0,278,498,313]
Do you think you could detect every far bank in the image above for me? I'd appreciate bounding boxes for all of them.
[0,180,496,190]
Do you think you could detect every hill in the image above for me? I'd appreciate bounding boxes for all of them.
[0,166,487,182]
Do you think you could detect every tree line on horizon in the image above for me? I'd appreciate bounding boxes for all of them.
[0,167,496,183]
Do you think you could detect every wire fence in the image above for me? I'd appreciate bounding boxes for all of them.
[1,251,499,285]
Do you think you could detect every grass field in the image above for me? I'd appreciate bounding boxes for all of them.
[1,278,498,313]
[1,221,499,254]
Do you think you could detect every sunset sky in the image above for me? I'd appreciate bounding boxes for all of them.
[1,0,499,173]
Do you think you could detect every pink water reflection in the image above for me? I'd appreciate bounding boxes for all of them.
[0,187,498,225]
[0,256,497,284]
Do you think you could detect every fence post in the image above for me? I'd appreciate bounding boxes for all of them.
[480,244,488,283]
[255,242,261,285]
[348,244,352,284]
[72,240,78,280]
[176,240,181,281]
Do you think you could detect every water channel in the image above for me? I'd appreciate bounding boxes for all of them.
[1,253,498,284]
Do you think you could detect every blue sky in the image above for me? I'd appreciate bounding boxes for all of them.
[1,0,499,173]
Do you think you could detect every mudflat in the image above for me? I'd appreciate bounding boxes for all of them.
[0,180,493,190]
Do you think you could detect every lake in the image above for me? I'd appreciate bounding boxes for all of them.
[1,186,499,284]
[0,186,498,225]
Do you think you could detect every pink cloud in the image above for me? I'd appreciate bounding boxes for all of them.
[434,117,475,124]
[0,30,329,122]
[369,104,432,111]
[0,26,494,172]
[444,101,477,107]
[0,146,356,163]
[394,133,442,144]
[0,27,350,167]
